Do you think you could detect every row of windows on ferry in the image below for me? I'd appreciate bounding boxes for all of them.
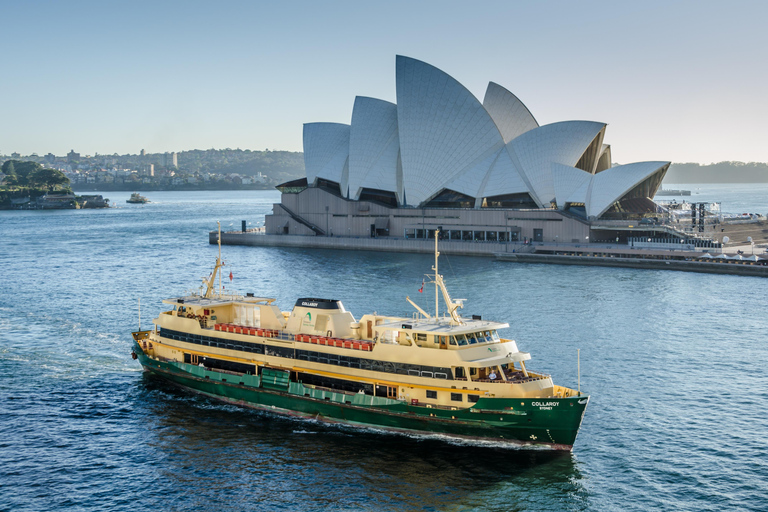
[301,372,484,403]
[404,229,519,242]
[182,353,488,405]
[160,328,454,380]
[381,330,501,346]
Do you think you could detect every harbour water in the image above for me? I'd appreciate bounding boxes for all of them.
[659,182,768,216]
[1,189,767,511]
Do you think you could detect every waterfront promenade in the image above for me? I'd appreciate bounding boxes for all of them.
[212,229,768,277]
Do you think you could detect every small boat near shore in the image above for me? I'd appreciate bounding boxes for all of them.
[126,192,149,204]
[131,225,589,450]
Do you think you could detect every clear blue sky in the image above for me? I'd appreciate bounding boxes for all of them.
[2,0,767,164]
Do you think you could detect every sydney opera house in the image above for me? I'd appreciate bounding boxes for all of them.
[265,56,670,246]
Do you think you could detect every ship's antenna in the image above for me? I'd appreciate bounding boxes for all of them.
[218,221,222,296]
[434,229,439,318]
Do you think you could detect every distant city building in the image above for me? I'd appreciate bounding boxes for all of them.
[165,152,178,168]
[140,149,146,157]
[67,150,80,163]
[45,153,56,164]
[11,152,21,158]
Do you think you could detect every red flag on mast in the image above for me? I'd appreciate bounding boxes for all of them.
[418,279,424,293]
[229,271,233,281]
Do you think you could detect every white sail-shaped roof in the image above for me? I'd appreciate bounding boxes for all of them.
[441,146,504,200]
[483,82,539,144]
[509,121,606,206]
[565,174,592,205]
[477,148,530,198]
[587,161,670,218]
[551,163,592,207]
[303,123,350,189]
[595,144,612,173]
[300,56,670,220]
[396,55,505,206]
[348,97,400,201]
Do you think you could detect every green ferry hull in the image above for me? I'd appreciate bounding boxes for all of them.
[134,343,588,450]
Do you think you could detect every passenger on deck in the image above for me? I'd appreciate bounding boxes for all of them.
[489,370,497,380]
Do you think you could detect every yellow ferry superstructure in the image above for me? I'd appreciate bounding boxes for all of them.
[132,226,589,449]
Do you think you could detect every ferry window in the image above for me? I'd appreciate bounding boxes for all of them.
[449,336,457,346]
[467,333,478,344]
[415,333,427,342]
[491,330,500,341]
[426,390,437,399]
[483,331,492,342]
[454,367,465,379]
[451,393,463,402]
[468,394,479,403]
[456,334,468,346]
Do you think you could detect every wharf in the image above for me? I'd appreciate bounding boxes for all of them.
[212,230,508,256]
[211,230,768,277]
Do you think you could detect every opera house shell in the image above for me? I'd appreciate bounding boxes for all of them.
[267,56,670,244]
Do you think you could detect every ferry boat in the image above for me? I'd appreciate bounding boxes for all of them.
[126,192,149,204]
[131,225,589,450]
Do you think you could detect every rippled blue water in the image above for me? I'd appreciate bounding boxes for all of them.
[1,190,767,511]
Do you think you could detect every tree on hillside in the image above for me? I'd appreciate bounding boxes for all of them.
[2,160,44,186]
[3,160,16,177]
[28,168,69,190]
[1,159,70,191]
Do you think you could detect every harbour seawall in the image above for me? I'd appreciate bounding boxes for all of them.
[211,231,768,277]
[496,253,768,277]
[212,231,512,256]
